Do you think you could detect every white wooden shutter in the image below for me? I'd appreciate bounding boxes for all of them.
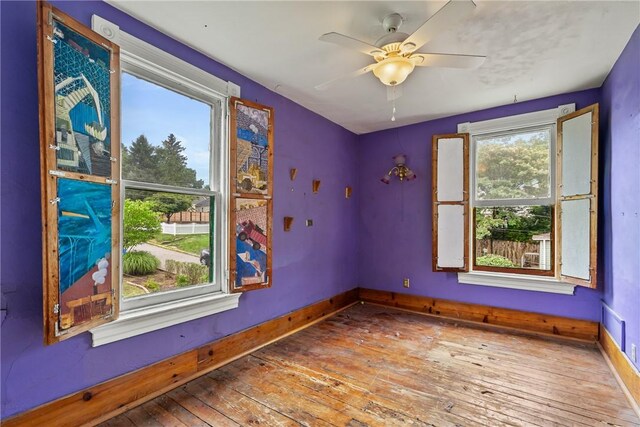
[432,134,470,272]
[557,104,599,288]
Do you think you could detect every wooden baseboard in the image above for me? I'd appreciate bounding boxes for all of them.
[359,288,599,342]
[2,289,359,427]
[599,328,640,409]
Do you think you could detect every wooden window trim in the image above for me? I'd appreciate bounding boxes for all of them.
[556,104,599,288]
[228,97,274,293]
[431,133,470,272]
[38,2,121,344]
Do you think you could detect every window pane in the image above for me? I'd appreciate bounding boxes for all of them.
[122,188,212,299]
[121,72,211,188]
[475,206,552,271]
[475,128,551,201]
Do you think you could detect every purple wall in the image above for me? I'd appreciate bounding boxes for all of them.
[600,26,640,369]
[0,1,358,418]
[357,90,603,320]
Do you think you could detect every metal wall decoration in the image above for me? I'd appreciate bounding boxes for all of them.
[38,2,121,344]
[229,98,274,292]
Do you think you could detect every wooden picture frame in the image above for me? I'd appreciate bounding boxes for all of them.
[431,133,470,272]
[228,97,274,292]
[38,2,121,344]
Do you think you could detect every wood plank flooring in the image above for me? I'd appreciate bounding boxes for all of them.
[99,303,639,427]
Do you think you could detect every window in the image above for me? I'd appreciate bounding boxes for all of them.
[472,126,554,275]
[120,71,222,310]
[89,15,242,346]
[433,103,599,294]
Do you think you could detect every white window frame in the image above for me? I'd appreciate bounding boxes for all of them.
[457,104,576,295]
[90,15,241,346]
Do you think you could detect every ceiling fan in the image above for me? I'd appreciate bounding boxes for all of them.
[315,0,486,99]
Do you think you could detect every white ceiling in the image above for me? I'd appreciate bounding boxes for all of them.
[108,1,639,134]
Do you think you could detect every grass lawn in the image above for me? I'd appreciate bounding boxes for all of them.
[152,233,209,256]
[123,282,147,298]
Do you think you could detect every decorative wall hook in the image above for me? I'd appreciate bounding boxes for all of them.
[284,216,294,232]
[289,168,298,181]
[312,180,321,193]
[345,186,352,199]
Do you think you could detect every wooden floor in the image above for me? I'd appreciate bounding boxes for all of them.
[99,304,639,427]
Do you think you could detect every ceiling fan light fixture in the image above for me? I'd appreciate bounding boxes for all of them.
[372,56,415,86]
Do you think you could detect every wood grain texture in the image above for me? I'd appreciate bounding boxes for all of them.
[556,103,599,289]
[228,97,274,294]
[600,328,640,409]
[99,304,639,427]
[431,133,470,272]
[38,2,121,344]
[359,288,599,341]
[2,289,358,427]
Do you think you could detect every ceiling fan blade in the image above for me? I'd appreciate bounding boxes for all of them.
[315,64,378,91]
[387,85,403,101]
[400,0,476,54]
[319,32,385,57]
[411,52,485,69]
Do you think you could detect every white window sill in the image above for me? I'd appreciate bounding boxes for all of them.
[458,271,576,295]
[90,292,241,347]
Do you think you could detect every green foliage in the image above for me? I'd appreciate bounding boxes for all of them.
[123,199,161,251]
[153,234,210,256]
[166,261,208,286]
[144,278,160,292]
[147,192,194,223]
[476,254,516,267]
[476,206,551,243]
[121,133,203,189]
[476,131,550,200]
[176,274,190,287]
[123,251,160,276]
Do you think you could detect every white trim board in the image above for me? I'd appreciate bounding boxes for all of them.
[458,104,575,135]
[91,15,240,99]
[91,292,241,346]
[458,271,576,295]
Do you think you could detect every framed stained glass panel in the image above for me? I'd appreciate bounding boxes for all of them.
[229,197,272,292]
[230,98,274,196]
[38,2,120,344]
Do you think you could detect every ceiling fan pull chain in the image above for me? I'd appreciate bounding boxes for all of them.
[391,90,397,122]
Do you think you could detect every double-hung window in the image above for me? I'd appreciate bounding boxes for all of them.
[432,103,599,294]
[472,125,555,275]
[120,70,223,310]
[89,15,241,346]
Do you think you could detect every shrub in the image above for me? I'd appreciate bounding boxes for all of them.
[123,251,160,276]
[164,259,177,275]
[476,254,516,267]
[176,274,190,287]
[144,278,160,292]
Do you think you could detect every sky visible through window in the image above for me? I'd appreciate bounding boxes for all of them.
[121,72,212,184]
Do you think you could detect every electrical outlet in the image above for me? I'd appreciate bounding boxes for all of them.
[403,278,410,288]
[632,344,637,363]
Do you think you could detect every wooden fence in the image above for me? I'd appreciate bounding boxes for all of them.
[166,211,210,224]
[475,239,540,267]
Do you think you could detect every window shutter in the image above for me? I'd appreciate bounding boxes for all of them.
[228,97,274,293]
[557,104,599,288]
[38,3,121,344]
[432,133,470,272]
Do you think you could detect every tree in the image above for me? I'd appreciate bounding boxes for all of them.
[155,134,203,188]
[123,199,161,251]
[475,132,552,243]
[122,135,158,184]
[148,192,193,223]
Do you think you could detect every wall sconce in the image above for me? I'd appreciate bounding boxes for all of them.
[380,154,416,184]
